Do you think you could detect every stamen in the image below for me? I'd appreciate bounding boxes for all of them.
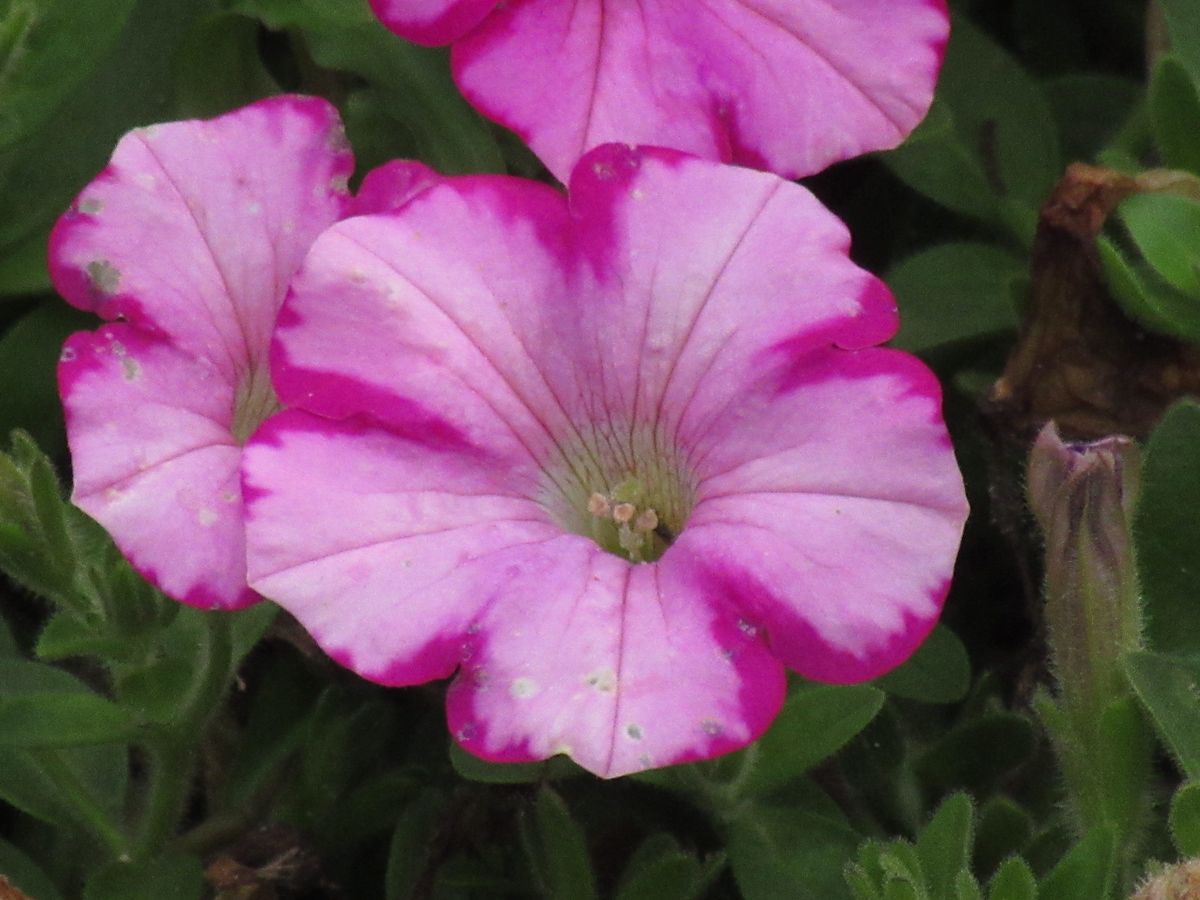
[612,502,636,524]
[587,492,612,517]
[634,508,659,533]
[618,523,645,562]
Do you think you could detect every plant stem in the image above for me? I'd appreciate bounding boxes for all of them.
[132,613,233,858]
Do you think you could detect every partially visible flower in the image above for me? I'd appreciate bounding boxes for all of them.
[369,0,949,182]
[243,145,968,777]
[1133,859,1200,900]
[50,96,436,609]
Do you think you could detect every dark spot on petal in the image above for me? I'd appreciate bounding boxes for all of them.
[86,260,120,296]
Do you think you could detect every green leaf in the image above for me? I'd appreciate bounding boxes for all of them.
[0,607,17,656]
[36,613,131,662]
[228,600,278,665]
[1037,830,1114,900]
[1124,650,1200,780]
[0,659,138,746]
[0,0,139,151]
[728,806,861,900]
[1160,0,1200,85]
[740,685,884,798]
[955,871,983,900]
[1151,56,1200,176]
[520,787,597,900]
[384,789,448,900]
[917,793,974,900]
[0,304,94,456]
[916,714,1037,793]
[615,834,723,900]
[875,625,973,703]
[0,0,214,260]
[885,16,1060,241]
[974,797,1034,878]
[1045,74,1142,164]
[845,862,884,900]
[887,244,1024,353]
[0,836,65,900]
[0,228,52,296]
[1116,193,1200,298]
[83,853,204,900]
[1169,782,1200,855]
[0,693,139,746]
[988,857,1038,900]
[1097,235,1200,341]
[172,12,278,118]
[1137,400,1200,654]
[448,740,581,784]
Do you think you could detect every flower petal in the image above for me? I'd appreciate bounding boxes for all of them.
[676,348,968,682]
[59,326,254,609]
[243,410,559,683]
[243,412,784,777]
[49,95,353,381]
[272,176,579,471]
[563,145,898,445]
[447,548,785,778]
[370,0,499,45]
[452,0,948,181]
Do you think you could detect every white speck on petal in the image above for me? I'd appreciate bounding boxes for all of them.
[196,508,218,527]
[511,677,537,699]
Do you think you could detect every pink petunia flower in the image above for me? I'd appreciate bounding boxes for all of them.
[50,95,436,610]
[369,0,949,183]
[242,145,968,777]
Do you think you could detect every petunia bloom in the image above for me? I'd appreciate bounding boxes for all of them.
[242,145,968,777]
[50,95,436,610]
[369,0,949,182]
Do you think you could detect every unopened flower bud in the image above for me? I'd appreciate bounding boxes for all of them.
[1027,421,1143,731]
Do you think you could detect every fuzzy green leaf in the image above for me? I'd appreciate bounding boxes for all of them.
[1124,650,1200,780]
[1037,830,1114,900]
[1137,401,1200,654]
[918,793,975,900]
[988,857,1038,900]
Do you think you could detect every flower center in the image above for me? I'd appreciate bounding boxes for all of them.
[231,363,280,445]
[540,424,696,564]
